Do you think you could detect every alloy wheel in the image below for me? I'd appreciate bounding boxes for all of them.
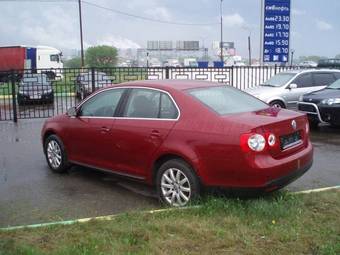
[161,168,191,206]
[46,140,62,169]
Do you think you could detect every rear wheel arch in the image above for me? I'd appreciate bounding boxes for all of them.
[151,153,200,185]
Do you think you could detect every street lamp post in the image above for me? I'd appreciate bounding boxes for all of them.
[220,0,223,63]
[290,49,295,66]
[78,0,85,68]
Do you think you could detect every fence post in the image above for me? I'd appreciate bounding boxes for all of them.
[91,67,95,93]
[165,66,170,79]
[274,64,278,74]
[10,71,17,123]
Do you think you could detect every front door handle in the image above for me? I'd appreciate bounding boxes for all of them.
[100,126,110,133]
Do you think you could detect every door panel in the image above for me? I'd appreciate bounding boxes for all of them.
[65,88,126,169]
[111,88,179,177]
[67,118,115,169]
[112,119,175,176]
[284,73,313,108]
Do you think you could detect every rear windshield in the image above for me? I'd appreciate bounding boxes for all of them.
[188,86,267,115]
[262,73,296,87]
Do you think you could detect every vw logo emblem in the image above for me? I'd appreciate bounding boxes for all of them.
[291,120,297,130]
[309,98,313,102]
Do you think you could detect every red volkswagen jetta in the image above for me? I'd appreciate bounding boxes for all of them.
[41,80,313,206]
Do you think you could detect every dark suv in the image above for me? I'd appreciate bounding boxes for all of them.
[75,71,112,99]
[17,74,54,105]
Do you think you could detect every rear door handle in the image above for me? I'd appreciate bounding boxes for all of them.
[100,126,110,133]
[150,130,160,138]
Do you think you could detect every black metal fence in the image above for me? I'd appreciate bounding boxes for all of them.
[0,65,302,122]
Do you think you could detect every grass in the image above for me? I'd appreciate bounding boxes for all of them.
[1,190,339,255]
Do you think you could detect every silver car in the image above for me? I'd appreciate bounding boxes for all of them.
[245,69,340,108]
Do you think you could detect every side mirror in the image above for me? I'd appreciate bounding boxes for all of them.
[67,107,77,117]
[288,83,298,89]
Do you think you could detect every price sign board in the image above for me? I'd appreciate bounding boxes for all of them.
[263,0,291,62]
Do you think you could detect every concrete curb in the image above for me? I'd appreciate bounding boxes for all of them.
[0,206,200,231]
[1,187,339,231]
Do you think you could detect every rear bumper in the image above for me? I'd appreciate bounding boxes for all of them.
[264,159,312,191]
[205,140,313,191]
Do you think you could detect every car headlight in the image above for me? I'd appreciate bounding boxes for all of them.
[44,89,53,94]
[321,98,340,105]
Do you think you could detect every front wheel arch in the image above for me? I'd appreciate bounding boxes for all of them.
[269,100,286,108]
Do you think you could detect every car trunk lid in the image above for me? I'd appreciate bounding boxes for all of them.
[222,107,308,158]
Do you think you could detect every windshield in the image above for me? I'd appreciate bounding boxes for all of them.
[188,86,267,115]
[262,73,296,87]
[328,79,340,89]
[22,75,49,86]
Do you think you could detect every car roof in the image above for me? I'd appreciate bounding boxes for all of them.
[282,69,340,74]
[113,80,221,91]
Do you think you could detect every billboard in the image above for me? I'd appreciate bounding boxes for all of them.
[263,0,291,62]
[176,41,199,50]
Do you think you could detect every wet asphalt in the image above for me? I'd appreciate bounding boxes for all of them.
[0,119,340,227]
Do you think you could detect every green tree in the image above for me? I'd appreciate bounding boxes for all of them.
[298,55,327,63]
[85,45,118,68]
[64,57,81,68]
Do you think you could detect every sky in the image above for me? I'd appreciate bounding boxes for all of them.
[0,0,339,59]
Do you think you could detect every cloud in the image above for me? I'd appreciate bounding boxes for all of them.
[316,19,333,31]
[144,7,172,21]
[222,13,246,27]
[95,35,141,49]
[292,9,306,16]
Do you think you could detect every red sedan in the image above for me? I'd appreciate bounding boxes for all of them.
[41,80,313,206]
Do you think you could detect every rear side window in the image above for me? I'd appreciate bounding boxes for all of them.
[123,88,178,119]
[292,73,313,88]
[313,73,336,86]
[188,86,267,115]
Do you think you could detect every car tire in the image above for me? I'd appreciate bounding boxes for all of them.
[17,99,24,106]
[309,120,319,129]
[44,135,70,173]
[156,159,200,207]
[270,100,285,108]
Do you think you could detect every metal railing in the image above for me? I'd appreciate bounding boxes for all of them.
[0,65,302,122]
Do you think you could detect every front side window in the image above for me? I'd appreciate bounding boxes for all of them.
[313,73,336,86]
[79,88,124,117]
[123,88,178,119]
[188,86,267,115]
[262,73,295,87]
[50,54,59,62]
[292,73,313,88]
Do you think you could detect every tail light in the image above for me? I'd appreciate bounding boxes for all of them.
[240,132,277,152]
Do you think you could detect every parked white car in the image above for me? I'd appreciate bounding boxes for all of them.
[245,69,340,108]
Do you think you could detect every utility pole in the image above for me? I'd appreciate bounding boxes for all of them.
[78,0,85,67]
[220,0,224,63]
